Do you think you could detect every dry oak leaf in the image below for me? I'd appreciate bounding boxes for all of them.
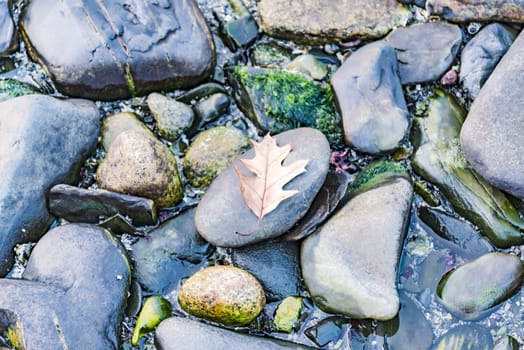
[233,133,309,221]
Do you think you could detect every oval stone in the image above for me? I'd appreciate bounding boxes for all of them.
[437,252,524,320]
[195,128,330,247]
[178,266,265,326]
[183,126,251,188]
[97,129,183,208]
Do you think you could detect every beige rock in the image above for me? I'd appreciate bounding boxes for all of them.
[97,129,183,208]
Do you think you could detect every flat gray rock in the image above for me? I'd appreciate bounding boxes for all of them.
[301,161,413,320]
[259,0,410,44]
[155,317,313,350]
[20,0,215,100]
[427,0,524,23]
[231,240,302,301]
[131,208,211,295]
[460,23,516,99]
[461,30,524,200]
[0,95,100,275]
[0,224,130,350]
[48,184,157,226]
[386,22,462,85]
[332,41,408,154]
[0,0,16,56]
[195,128,330,248]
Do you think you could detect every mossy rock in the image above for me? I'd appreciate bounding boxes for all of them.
[229,65,343,147]
[183,126,251,188]
[178,266,266,326]
[0,79,39,102]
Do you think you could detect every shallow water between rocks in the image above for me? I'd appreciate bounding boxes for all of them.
[0,0,523,349]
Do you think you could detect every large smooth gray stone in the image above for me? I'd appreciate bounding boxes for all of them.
[195,128,330,247]
[461,30,524,201]
[0,95,100,276]
[386,22,462,85]
[331,41,408,154]
[460,23,516,99]
[258,0,410,44]
[155,317,313,350]
[301,161,413,320]
[0,0,16,56]
[20,0,215,100]
[0,224,130,350]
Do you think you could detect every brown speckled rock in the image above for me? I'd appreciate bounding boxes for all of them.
[97,129,183,208]
[178,266,265,325]
[427,0,524,23]
[259,0,410,44]
[100,112,152,151]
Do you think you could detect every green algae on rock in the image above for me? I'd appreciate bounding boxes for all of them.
[411,89,524,248]
[437,252,524,321]
[132,296,172,346]
[431,325,493,350]
[178,265,266,326]
[229,66,343,147]
[183,126,251,188]
[0,79,39,102]
[274,296,303,333]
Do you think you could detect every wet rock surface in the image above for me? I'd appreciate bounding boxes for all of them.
[427,0,524,23]
[258,0,410,44]
[97,129,184,208]
[385,22,462,85]
[431,324,493,350]
[155,317,313,350]
[48,184,157,227]
[331,41,408,153]
[411,90,524,248]
[460,23,516,99]
[1,1,524,348]
[0,95,99,276]
[0,224,130,349]
[130,208,210,295]
[178,265,265,325]
[437,252,524,320]
[301,161,413,320]
[195,127,330,247]
[461,29,524,201]
[20,0,216,100]
[231,240,302,302]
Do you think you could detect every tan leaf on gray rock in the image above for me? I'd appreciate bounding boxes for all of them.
[233,134,308,221]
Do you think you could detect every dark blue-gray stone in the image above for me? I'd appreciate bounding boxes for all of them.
[0,95,100,276]
[0,224,130,350]
[20,0,215,100]
[332,41,408,154]
[460,23,516,99]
